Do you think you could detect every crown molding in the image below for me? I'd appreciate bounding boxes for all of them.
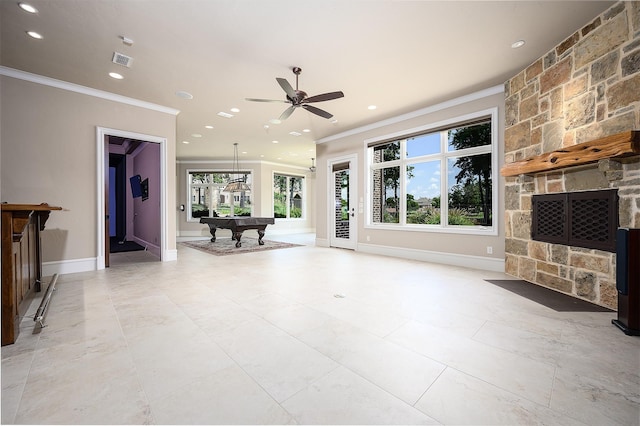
[0,66,180,116]
[317,84,504,144]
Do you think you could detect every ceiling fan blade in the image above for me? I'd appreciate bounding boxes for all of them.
[245,98,288,103]
[279,106,296,120]
[276,78,297,100]
[302,104,333,119]
[303,91,344,104]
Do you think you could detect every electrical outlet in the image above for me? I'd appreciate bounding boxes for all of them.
[487,246,493,254]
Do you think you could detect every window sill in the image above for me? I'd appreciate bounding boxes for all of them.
[364,223,497,236]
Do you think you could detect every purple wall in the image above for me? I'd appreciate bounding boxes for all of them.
[132,143,161,250]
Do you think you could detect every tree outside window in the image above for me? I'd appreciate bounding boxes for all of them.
[369,116,494,231]
[274,173,304,218]
[188,171,252,220]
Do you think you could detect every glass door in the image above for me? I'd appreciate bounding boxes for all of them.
[329,156,357,249]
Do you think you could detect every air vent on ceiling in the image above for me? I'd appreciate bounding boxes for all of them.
[112,52,133,68]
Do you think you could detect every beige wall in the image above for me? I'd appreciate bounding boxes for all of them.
[176,160,315,237]
[315,89,505,269]
[1,75,177,267]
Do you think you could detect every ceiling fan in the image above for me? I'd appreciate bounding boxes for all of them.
[246,67,344,120]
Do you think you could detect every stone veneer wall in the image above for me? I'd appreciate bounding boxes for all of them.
[503,1,640,309]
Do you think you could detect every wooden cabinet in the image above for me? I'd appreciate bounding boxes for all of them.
[1,203,62,346]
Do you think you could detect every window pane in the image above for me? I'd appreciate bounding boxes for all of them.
[273,174,287,218]
[406,132,441,158]
[289,176,303,218]
[406,161,441,224]
[447,153,492,226]
[190,172,212,184]
[190,186,210,219]
[447,121,491,152]
[372,141,401,163]
[371,166,400,223]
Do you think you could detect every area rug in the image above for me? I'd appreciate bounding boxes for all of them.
[485,279,614,312]
[180,238,301,256]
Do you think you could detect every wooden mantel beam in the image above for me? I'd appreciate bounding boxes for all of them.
[501,130,640,177]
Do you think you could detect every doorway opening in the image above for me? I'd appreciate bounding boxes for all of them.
[97,127,169,269]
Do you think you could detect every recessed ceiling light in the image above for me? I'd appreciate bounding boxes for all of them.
[331,119,338,124]
[272,140,279,144]
[241,151,247,154]
[302,129,311,133]
[217,111,234,118]
[260,154,264,158]
[191,133,202,138]
[19,3,38,13]
[263,124,270,130]
[182,140,190,144]
[109,72,124,80]
[26,31,42,39]
[205,125,214,129]
[289,131,302,136]
[175,90,193,99]
[511,40,526,49]
[230,107,240,113]
[269,119,282,125]
[119,35,134,46]
[368,105,377,110]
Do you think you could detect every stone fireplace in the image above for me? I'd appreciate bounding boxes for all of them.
[503,1,640,310]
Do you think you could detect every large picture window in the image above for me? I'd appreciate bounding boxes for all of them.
[187,170,252,220]
[273,173,304,219]
[367,110,497,233]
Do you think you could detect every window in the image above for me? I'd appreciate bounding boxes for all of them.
[368,110,497,233]
[273,173,304,218]
[187,170,252,220]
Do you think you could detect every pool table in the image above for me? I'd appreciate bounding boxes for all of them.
[199,217,275,247]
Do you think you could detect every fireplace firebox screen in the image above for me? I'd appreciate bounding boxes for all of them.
[531,189,618,252]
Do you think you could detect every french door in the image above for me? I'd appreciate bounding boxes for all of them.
[329,155,357,250]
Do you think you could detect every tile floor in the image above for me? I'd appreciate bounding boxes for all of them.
[2,234,639,425]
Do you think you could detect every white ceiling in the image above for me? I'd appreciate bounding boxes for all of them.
[1,0,614,168]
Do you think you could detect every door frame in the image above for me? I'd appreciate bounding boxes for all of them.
[96,127,168,269]
[327,154,358,250]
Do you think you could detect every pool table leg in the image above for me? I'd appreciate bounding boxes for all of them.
[207,225,217,242]
[233,231,243,247]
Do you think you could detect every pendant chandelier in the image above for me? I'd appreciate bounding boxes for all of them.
[223,143,251,193]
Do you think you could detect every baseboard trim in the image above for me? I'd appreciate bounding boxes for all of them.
[164,249,178,262]
[43,257,96,276]
[357,243,505,272]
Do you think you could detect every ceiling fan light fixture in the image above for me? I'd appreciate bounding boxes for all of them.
[248,67,344,121]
